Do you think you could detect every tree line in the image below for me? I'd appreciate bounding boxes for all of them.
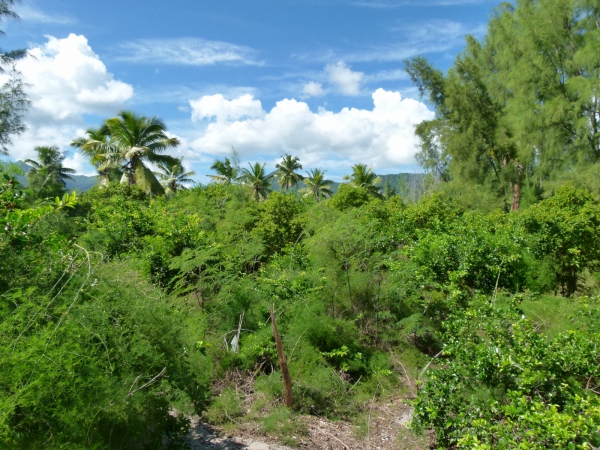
[23,109,392,204]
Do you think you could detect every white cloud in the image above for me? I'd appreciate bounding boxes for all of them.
[14,4,74,24]
[17,34,133,122]
[3,34,133,167]
[64,151,97,177]
[190,94,265,122]
[346,20,487,62]
[325,62,363,96]
[188,88,434,170]
[302,81,325,98]
[116,38,262,66]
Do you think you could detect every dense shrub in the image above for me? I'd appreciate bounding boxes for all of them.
[0,257,206,449]
[413,298,600,449]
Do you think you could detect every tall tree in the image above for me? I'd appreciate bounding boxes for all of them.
[240,162,274,201]
[343,164,382,198]
[155,157,195,196]
[299,168,333,200]
[275,154,303,191]
[0,1,29,154]
[0,67,28,154]
[25,146,75,198]
[96,111,179,195]
[406,0,600,211]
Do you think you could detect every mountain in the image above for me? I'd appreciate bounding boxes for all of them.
[268,171,426,194]
[13,160,98,192]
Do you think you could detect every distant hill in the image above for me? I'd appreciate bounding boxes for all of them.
[269,171,426,194]
[13,160,98,192]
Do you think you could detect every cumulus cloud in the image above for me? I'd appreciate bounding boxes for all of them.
[189,88,434,170]
[3,34,133,165]
[17,34,133,123]
[325,62,363,96]
[190,94,265,122]
[302,81,325,98]
[116,38,262,66]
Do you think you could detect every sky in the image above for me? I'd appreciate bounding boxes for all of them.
[1,0,503,181]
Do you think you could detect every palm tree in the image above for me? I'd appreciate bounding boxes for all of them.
[208,157,238,185]
[275,154,303,191]
[71,127,121,186]
[25,146,76,198]
[155,157,195,196]
[240,162,274,201]
[299,168,333,200]
[102,111,180,195]
[343,164,383,198]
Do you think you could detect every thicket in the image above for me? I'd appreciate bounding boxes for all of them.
[3,159,600,448]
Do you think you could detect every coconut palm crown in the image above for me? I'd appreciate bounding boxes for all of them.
[240,162,274,201]
[155,157,195,196]
[25,146,76,187]
[299,168,333,200]
[275,154,303,191]
[25,146,76,198]
[343,163,383,198]
[208,157,239,185]
[71,127,121,187]
[100,111,180,195]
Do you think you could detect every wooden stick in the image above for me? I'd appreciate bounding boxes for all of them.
[271,306,293,408]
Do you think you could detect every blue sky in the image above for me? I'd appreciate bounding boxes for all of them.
[2,0,503,181]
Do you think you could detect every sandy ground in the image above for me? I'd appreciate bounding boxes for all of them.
[183,398,428,450]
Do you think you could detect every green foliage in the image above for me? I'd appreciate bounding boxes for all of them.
[330,184,371,210]
[6,112,600,450]
[240,162,274,201]
[298,168,333,200]
[25,146,76,200]
[342,163,383,198]
[206,388,244,425]
[82,184,153,256]
[259,406,308,447]
[255,192,305,256]
[0,252,206,449]
[406,0,600,211]
[155,157,195,195]
[413,298,600,449]
[521,184,600,296]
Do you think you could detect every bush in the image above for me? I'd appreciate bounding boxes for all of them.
[521,184,600,296]
[413,298,600,449]
[330,184,371,211]
[0,257,206,449]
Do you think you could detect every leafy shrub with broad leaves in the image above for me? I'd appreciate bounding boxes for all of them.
[521,184,600,296]
[413,297,600,449]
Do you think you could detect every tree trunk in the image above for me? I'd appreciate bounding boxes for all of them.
[270,307,293,408]
[129,160,136,186]
[511,181,521,212]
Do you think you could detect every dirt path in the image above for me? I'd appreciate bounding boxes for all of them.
[184,398,427,450]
